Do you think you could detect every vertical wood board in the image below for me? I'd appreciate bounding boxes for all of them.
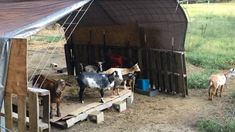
[5,39,27,96]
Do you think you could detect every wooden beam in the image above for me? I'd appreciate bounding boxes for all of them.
[4,93,13,131]
[17,96,26,132]
[6,38,27,96]
[28,91,39,132]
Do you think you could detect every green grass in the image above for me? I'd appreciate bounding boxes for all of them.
[196,119,235,132]
[182,3,235,88]
[29,35,62,43]
[187,69,217,89]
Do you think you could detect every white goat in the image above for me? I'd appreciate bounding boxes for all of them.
[208,68,235,100]
[80,61,103,73]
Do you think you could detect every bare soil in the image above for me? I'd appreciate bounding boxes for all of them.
[28,30,235,132]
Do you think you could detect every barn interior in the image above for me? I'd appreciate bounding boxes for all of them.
[60,0,188,96]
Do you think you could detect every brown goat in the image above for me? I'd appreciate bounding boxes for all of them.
[208,68,235,100]
[32,74,66,118]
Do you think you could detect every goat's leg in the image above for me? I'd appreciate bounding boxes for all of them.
[50,105,53,118]
[219,85,224,97]
[112,87,116,96]
[215,88,219,96]
[79,87,85,103]
[124,81,127,89]
[117,87,120,95]
[56,102,61,117]
[208,86,213,100]
[132,79,136,91]
[100,89,105,103]
[211,87,218,100]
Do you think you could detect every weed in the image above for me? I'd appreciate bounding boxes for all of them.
[196,119,235,132]
[196,119,223,132]
[183,3,235,88]
[187,69,217,89]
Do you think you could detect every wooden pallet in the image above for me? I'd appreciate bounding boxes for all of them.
[50,88,133,128]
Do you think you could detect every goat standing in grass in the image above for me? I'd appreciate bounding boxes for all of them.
[208,68,235,100]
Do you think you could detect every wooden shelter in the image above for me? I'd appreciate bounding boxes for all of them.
[61,0,188,96]
[0,0,188,131]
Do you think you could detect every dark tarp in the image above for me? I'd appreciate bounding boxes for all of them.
[62,0,187,51]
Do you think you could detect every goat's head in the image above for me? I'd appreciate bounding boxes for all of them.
[132,63,141,72]
[56,79,66,96]
[110,70,123,83]
[226,68,235,78]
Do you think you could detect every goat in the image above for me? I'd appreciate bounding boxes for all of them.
[208,68,235,101]
[102,63,141,75]
[32,74,66,118]
[102,63,140,94]
[80,61,103,73]
[76,71,123,103]
[112,73,136,95]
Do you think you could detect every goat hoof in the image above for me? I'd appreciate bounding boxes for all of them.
[81,100,84,104]
[208,98,212,101]
[100,99,105,103]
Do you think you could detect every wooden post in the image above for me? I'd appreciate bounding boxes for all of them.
[5,38,27,131]
[28,91,39,132]
[64,44,74,75]
[18,96,26,132]
[179,53,186,97]
[4,93,13,131]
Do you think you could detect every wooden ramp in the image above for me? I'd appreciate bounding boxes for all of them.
[50,88,133,128]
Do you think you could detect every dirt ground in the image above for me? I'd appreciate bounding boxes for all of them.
[27,31,235,132]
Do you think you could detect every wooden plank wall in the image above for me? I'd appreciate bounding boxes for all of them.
[149,49,187,96]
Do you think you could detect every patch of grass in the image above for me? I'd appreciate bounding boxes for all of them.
[187,69,217,89]
[196,119,223,132]
[182,3,235,88]
[29,35,63,43]
[196,119,235,132]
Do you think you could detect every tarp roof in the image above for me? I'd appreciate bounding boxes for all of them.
[0,0,91,111]
[0,0,90,38]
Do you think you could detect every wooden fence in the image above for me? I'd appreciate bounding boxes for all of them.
[0,39,50,132]
[64,43,188,96]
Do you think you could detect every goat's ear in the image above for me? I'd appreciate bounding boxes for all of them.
[111,71,117,76]
[229,68,235,72]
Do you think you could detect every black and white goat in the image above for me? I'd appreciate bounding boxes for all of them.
[76,71,123,103]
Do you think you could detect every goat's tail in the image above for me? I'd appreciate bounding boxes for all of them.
[208,80,214,90]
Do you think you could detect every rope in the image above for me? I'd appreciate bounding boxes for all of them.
[28,12,73,85]
[31,7,83,87]
[32,0,94,88]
